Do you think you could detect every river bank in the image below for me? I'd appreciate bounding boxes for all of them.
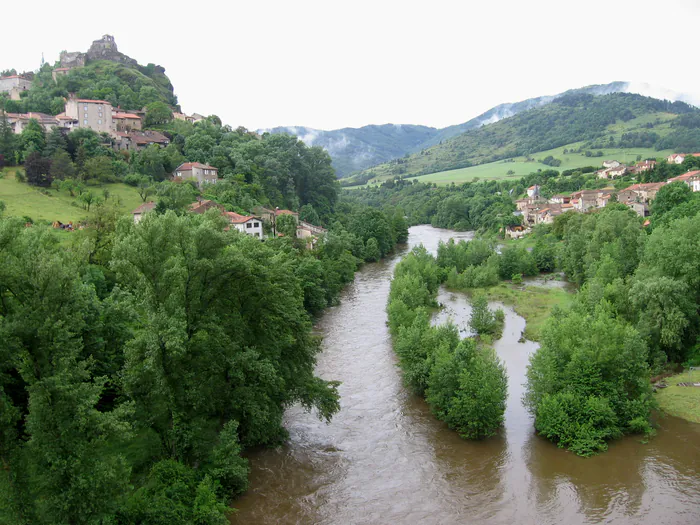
[656,369,700,424]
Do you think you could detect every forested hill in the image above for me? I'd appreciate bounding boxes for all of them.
[261,124,437,177]
[1,59,178,116]
[356,93,700,181]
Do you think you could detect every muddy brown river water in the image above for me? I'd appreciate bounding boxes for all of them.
[232,225,700,525]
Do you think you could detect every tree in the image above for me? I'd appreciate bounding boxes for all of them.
[79,190,97,211]
[525,303,654,456]
[44,127,68,157]
[20,119,46,159]
[469,293,497,335]
[363,237,381,262]
[0,111,16,164]
[144,101,173,126]
[426,340,507,439]
[83,156,116,182]
[276,213,297,238]
[24,152,52,186]
[299,204,320,225]
[49,149,75,180]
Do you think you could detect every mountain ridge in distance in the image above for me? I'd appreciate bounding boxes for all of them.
[261,81,700,177]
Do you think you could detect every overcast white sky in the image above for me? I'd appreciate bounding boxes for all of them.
[3,0,700,130]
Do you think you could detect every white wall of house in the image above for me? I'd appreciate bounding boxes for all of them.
[233,219,263,239]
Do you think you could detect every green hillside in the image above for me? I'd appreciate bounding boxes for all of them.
[2,59,178,115]
[0,168,143,223]
[357,145,673,187]
[351,93,700,184]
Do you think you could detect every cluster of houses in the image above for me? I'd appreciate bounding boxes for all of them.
[0,89,199,153]
[510,163,700,237]
[595,154,700,180]
[131,199,327,245]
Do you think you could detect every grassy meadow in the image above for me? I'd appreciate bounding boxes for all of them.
[354,145,675,187]
[0,167,144,223]
[481,283,574,341]
[656,369,700,424]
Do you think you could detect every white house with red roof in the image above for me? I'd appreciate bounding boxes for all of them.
[526,185,540,198]
[174,162,218,187]
[224,212,264,238]
[668,170,700,192]
[667,153,686,164]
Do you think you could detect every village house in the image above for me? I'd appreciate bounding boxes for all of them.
[55,113,79,131]
[296,220,327,239]
[0,75,32,100]
[189,199,225,214]
[596,167,612,179]
[174,162,218,186]
[64,96,113,134]
[526,185,540,198]
[602,160,621,169]
[617,182,666,214]
[668,170,700,192]
[549,194,570,204]
[515,198,530,211]
[224,212,264,239]
[112,111,142,132]
[634,160,656,172]
[571,190,599,212]
[131,201,156,223]
[667,153,686,164]
[5,112,58,134]
[115,130,169,151]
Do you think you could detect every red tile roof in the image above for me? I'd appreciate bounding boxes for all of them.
[224,211,257,224]
[176,162,217,171]
[621,182,665,192]
[132,202,156,214]
[0,75,27,80]
[113,112,141,119]
[668,170,700,182]
[77,99,111,104]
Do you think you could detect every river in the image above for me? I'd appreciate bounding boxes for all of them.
[232,225,700,524]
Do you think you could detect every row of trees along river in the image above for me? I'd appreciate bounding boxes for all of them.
[233,222,700,525]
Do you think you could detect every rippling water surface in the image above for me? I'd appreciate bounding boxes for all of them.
[232,225,700,525]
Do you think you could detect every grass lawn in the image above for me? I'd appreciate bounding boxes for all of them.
[480,282,574,341]
[656,369,700,424]
[0,168,144,223]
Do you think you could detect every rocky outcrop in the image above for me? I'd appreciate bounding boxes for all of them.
[86,35,137,66]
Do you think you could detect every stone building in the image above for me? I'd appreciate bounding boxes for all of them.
[59,51,86,69]
[0,75,33,100]
[174,162,218,186]
[64,96,113,134]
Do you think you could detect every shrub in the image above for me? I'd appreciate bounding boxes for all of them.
[512,273,523,284]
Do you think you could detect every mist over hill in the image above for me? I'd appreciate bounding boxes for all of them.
[263,81,700,177]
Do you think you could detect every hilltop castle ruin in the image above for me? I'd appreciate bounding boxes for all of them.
[60,35,138,69]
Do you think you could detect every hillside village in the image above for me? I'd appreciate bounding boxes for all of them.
[510,154,700,237]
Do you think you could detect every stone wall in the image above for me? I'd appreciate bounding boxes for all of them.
[86,35,137,66]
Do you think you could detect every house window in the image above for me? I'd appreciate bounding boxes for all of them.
[83,120,88,125]
[254,222,260,228]
[98,119,102,125]
[84,106,88,111]
[246,223,253,229]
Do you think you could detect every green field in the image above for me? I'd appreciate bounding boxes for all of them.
[481,283,574,341]
[355,145,674,187]
[0,168,144,223]
[656,369,700,424]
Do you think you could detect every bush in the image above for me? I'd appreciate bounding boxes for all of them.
[525,303,655,456]
[15,170,26,182]
[469,294,498,335]
[511,273,523,284]
[426,340,507,439]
